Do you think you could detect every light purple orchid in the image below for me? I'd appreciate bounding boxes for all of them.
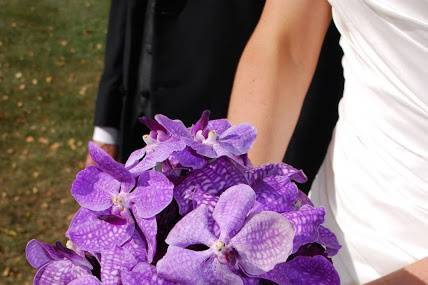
[73,142,173,219]
[125,115,194,174]
[189,110,256,160]
[25,239,100,285]
[69,143,173,262]
[157,184,295,284]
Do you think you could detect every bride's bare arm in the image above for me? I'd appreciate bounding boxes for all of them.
[228,0,331,165]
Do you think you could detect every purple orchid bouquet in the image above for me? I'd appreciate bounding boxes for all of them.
[26,111,341,285]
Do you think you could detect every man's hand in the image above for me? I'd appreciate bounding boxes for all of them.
[85,141,118,167]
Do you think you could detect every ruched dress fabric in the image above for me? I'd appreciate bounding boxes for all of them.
[310,0,428,284]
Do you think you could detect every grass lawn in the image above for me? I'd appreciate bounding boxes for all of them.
[0,1,110,283]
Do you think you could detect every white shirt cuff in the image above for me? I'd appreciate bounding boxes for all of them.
[93,126,119,145]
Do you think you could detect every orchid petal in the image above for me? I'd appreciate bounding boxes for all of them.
[125,148,146,169]
[190,191,218,213]
[155,114,192,138]
[67,209,134,252]
[88,142,134,184]
[170,148,207,169]
[174,157,248,215]
[246,163,307,185]
[261,255,340,285]
[166,205,217,247]
[191,110,210,135]
[68,276,102,285]
[190,142,218,158]
[253,176,298,212]
[71,167,117,211]
[201,258,243,285]
[318,225,341,257]
[131,170,173,219]
[242,276,260,285]
[213,184,255,242]
[26,240,53,269]
[230,211,294,275]
[129,138,187,174]
[282,206,325,253]
[206,119,232,135]
[122,232,148,263]
[295,189,314,208]
[139,116,167,132]
[135,217,157,263]
[121,263,175,285]
[100,246,138,285]
[34,260,89,285]
[218,124,256,155]
[157,246,211,285]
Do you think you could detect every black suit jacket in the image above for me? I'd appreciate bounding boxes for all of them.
[94,0,344,193]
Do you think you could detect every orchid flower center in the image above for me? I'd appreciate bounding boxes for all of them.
[213,240,226,253]
[143,130,170,153]
[112,192,128,211]
[203,130,217,145]
[66,240,75,250]
[143,134,155,145]
[212,240,237,265]
[195,130,206,142]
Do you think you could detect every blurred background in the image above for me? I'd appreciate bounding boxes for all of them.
[0,1,109,283]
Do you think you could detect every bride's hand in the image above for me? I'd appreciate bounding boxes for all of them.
[365,257,428,285]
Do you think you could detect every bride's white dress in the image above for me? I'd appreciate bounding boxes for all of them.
[310,0,428,284]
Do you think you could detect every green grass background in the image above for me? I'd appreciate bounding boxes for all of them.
[0,1,110,283]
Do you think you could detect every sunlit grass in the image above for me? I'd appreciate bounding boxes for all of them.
[0,1,109,283]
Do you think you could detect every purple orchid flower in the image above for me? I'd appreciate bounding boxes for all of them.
[174,156,248,215]
[69,143,173,262]
[157,184,295,285]
[283,206,341,257]
[125,115,197,174]
[25,239,100,285]
[189,110,257,160]
[174,157,307,215]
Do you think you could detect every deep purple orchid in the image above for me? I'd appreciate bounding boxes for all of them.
[260,255,340,285]
[189,110,256,160]
[283,206,341,257]
[174,156,248,214]
[174,157,308,214]
[25,239,100,285]
[157,184,295,284]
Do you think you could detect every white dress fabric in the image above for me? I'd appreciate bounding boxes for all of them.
[310,0,428,284]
